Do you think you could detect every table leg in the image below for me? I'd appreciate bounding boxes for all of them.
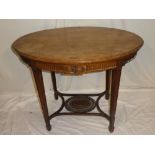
[105,70,111,100]
[109,67,122,132]
[51,72,58,100]
[31,67,51,131]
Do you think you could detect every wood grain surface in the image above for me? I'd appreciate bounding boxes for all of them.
[12,27,143,74]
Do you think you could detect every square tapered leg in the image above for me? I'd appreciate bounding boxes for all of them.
[31,67,51,131]
[109,67,122,132]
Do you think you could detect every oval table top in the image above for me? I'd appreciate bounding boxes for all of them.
[12,27,144,74]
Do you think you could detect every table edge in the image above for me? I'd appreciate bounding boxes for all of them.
[19,51,137,75]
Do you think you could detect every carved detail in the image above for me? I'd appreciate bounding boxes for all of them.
[21,52,136,75]
[29,60,117,75]
[70,65,87,74]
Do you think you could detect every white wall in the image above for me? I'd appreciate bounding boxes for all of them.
[0,19,155,95]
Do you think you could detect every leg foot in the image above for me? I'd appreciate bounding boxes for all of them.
[46,124,52,131]
[109,124,114,133]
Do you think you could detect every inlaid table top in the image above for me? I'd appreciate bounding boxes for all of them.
[12,27,144,74]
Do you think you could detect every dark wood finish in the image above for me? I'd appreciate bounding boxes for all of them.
[105,70,111,100]
[12,27,144,133]
[49,90,110,121]
[109,67,122,132]
[65,96,96,113]
[31,67,51,131]
[51,72,58,100]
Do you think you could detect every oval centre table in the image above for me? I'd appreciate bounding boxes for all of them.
[12,27,144,132]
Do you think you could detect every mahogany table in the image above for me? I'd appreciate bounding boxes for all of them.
[12,27,143,132]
